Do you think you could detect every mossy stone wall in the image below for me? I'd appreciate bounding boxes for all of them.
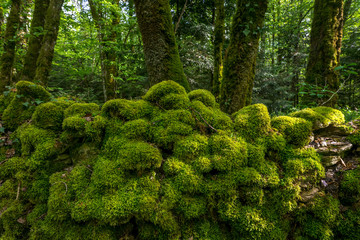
[0,81,359,239]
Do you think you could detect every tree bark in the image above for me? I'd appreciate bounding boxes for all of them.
[88,0,119,101]
[0,0,21,92]
[212,0,224,98]
[34,0,64,86]
[134,0,190,91]
[21,0,50,82]
[219,0,268,114]
[305,0,344,107]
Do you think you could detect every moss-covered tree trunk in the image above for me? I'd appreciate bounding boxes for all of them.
[34,0,64,86]
[0,0,21,92]
[134,0,190,91]
[305,0,344,107]
[212,0,224,98]
[21,0,50,82]
[88,0,119,101]
[219,0,268,114]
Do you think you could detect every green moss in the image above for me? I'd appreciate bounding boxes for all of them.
[17,124,57,169]
[102,99,154,121]
[177,196,207,219]
[104,137,162,171]
[158,93,190,110]
[284,157,325,184]
[173,134,208,162]
[209,133,247,171]
[336,208,360,240]
[51,96,75,109]
[347,130,360,145]
[339,168,360,205]
[151,110,196,149]
[0,157,26,179]
[233,104,271,142]
[191,100,233,131]
[290,107,345,129]
[0,92,15,114]
[32,102,64,130]
[2,97,33,130]
[62,116,88,134]
[192,156,212,173]
[271,116,312,148]
[119,119,151,141]
[64,103,99,118]
[143,80,187,103]
[84,115,107,142]
[308,195,339,225]
[16,81,51,101]
[188,89,217,108]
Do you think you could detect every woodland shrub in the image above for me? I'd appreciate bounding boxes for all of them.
[0,80,359,240]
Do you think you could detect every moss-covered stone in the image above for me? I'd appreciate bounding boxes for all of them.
[290,107,345,130]
[339,168,360,205]
[143,80,187,103]
[32,102,64,130]
[209,133,247,171]
[191,100,233,131]
[271,116,312,148]
[104,137,162,171]
[102,99,154,121]
[233,104,271,142]
[16,81,51,101]
[2,81,52,130]
[188,89,217,108]
[64,102,99,118]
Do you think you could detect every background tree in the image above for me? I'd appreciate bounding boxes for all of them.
[21,0,50,82]
[134,0,190,91]
[34,0,64,86]
[220,0,269,113]
[212,0,225,97]
[305,0,344,107]
[0,0,21,92]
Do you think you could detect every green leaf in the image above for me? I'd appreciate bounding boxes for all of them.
[243,29,251,36]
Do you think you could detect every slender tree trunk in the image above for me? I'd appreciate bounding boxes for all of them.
[305,0,344,107]
[0,0,21,92]
[219,0,268,114]
[34,0,64,86]
[89,0,119,101]
[21,0,50,82]
[0,5,4,41]
[134,0,190,91]
[212,0,224,98]
[104,0,120,100]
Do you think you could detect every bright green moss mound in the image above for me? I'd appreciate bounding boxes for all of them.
[271,116,313,148]
[188,89,217,108]
[290,107,345,130]
[32,102,64,130]
[233,103,271,142]
[0,81,358,240]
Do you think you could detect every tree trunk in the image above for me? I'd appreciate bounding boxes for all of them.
[212,0,224,98]
[0,0,21,92]
[34,0,64,86]
[88,0,119,101]
[305,0,344,107]
[134,0,190,91]
[21,0,50,82]
[219,0,268,114]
